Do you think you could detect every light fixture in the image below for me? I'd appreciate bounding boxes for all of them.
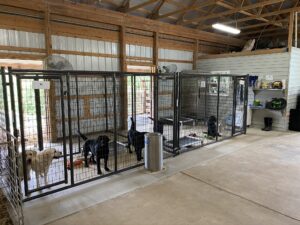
[212,23,241,35]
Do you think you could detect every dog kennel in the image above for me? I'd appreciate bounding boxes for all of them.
[0,67,248,203]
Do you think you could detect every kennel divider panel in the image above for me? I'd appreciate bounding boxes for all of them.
[216,76,235,140]
[233,76,248,135]
[69,73,116,183]
[0,126,24,225]
[16,75,68,196]
[178,74,206,150]
[1,67,10,134]
[157,74,177,153]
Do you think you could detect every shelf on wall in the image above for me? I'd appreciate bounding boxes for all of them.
[249,106,286,115]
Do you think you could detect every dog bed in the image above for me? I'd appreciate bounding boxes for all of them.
[164,136,203,148]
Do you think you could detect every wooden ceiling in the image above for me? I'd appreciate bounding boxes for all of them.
[69,0,300,39]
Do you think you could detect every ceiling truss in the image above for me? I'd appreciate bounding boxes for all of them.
[73,0,300,39]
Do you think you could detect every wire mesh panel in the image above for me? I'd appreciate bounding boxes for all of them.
[16,75,68,196]
[217,76,235,140]
[179,74,221,150]
[156,75,177,153]
[179,74,248,151]
[0,127,24,225]
[66,74,116,182]
[233,77,248,134]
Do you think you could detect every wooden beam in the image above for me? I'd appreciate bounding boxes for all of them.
[153,32,159,71]
[118,0,130,12]
[182,0,285,25]
[295,12,298,48]
[193,39,199,70]
[198,48,288,60]
[240,19,288,30]
[44,6,52,56]
[0,52,45,60]
[119,25,127,130]
[119,26,126,72]
[148,0,165,19]
[288,12,295,51]
[239,27,286,36]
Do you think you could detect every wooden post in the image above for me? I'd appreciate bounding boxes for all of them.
[44,6,57,142]
[153,32,159,72]
[119,26,128,130]
[44,6,52,56]
[193,39,199,70]
[295,12,298,48]
[288,12,295,51]
[120,26,126,72]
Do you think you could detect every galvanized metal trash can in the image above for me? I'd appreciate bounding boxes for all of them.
[144,133,163,172]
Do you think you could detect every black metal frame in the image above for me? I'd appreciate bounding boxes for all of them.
[176,73,249,154]
[0,67,248,201]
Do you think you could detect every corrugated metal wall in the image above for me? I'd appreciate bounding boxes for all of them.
[197,52,290,130]
[0,28,45,56]
[0,29,45,48]
[126,44,152,64]
[158,48,193,72]
[52,35,120,71]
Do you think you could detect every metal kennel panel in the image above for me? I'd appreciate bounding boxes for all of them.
[216,76,235,141]
[178,74,218,150]
[114,73,145,171]
[0,127,24,225]
[156,74,179,153]
[178,73,248,152]
[233,76,248,135]
[14,74,68,196]
[67,73,116,183]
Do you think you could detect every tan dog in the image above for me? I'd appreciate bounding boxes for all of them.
[17,151,32,181]
[26,148,62,188]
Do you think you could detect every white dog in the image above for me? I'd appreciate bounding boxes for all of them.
[26,148,62,188]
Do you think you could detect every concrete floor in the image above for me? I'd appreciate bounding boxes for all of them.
[24,129,300,225]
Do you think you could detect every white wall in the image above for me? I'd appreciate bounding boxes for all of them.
[197,52,290,130]
[288,47,300,111]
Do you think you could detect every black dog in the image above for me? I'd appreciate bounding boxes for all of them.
[78,131,110,175]
[127,117,147,161]
[207,116,219,138]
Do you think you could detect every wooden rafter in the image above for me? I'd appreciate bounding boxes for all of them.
[118,0,130,12]
[181,0,285,25]
[154,0,218,20]
[216,1,283,27]
[199,4,300,31]
[148,0,165,19]
[176,0,199,25]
